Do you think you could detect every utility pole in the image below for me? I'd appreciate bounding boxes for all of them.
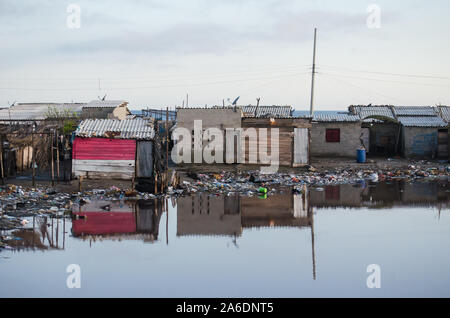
[309,28,317,117]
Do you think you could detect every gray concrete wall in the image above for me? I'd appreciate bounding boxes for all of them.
[175,108,243,164]
[177,108,242,130]
[82,107,115,119]
[310,122,361,158]
[403,126,438,158]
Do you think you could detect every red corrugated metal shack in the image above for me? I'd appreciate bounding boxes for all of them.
[72,118,155,180]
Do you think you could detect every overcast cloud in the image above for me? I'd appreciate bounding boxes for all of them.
[0,0,449,109]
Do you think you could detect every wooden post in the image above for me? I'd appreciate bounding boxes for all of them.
[0,134,4,185]
[21,145,24,171]
[166,107,169,170]
[32,132,36,187]
[160,173,164,193]
[51,131,55,187]
[166,197,169,245]
[56,133,60,183]
[78,175,83,192]
[154,173,158,194]
[131,176,135,191]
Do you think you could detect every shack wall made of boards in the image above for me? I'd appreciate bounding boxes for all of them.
[72,137,137,180]
[241,118,311,167]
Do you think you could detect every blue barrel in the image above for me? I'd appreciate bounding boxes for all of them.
[357,149,366,163]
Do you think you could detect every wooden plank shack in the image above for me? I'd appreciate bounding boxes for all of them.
[241,117,311,167]
[72,118,155,180]
[72,137,137,180]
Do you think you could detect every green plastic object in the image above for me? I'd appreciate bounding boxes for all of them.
[258,187,268,194]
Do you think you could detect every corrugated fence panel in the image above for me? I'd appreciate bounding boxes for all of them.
[73,137,136,160]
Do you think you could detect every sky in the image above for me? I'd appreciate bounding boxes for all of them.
[0,0,450,110]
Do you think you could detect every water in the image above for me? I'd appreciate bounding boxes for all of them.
[1,181,450,298]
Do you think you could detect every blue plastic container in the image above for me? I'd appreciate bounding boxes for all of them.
[357,149,366,163]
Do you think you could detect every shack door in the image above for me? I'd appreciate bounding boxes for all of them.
[438,129,448,159]
[293,128,309,167]
[136,141,153,178]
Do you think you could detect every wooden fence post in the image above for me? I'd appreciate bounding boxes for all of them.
[0,135,4,185]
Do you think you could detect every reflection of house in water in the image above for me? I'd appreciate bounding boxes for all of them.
[177,194,242,237]
[308,181,449,209]
[241,192,310,228]
[310,184,367,209]
[177,190,312,236]
[72,199,165,243]
[177,190,316,278]
[4,216,67,251]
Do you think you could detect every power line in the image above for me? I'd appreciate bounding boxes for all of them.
[0,71,311,91]
[318,64,450,80]
[318,73,408,104]
[318,71,450,88]
[0,64,311,82]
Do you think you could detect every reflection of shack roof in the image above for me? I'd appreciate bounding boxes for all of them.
[75,118,155,140]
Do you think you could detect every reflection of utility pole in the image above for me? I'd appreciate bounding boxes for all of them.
[308,191,316,280]
[166,198,169,245]
[232,233,239,249]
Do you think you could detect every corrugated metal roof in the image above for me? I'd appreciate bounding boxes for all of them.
[75,118,154,140]
[397,116,447,128]
[293,110,360,122]
[393,106,437,116]
[314,113,360,122]
[0,103,84,120]
[241,105,292,118]
[436,106,450,123]
[83,100,128,108]
[351,105,396,120]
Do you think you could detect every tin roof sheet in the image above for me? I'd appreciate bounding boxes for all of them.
[293,110,360,122]
[397,116,447,128]
[0,103,84,120]
[351,105,396,120]
[436,106,450,123]
[393,106,437,116]
[75,118,154,140]
[241,105,292,118]
[83,100,128,108]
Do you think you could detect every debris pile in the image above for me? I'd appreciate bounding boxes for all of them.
[178,165,450,195]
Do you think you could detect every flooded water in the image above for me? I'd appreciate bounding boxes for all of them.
[1,181,450,298]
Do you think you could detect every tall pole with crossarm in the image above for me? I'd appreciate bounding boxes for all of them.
[310,28,317,116]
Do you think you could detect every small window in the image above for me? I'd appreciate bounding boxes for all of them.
[326,129,340,142]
